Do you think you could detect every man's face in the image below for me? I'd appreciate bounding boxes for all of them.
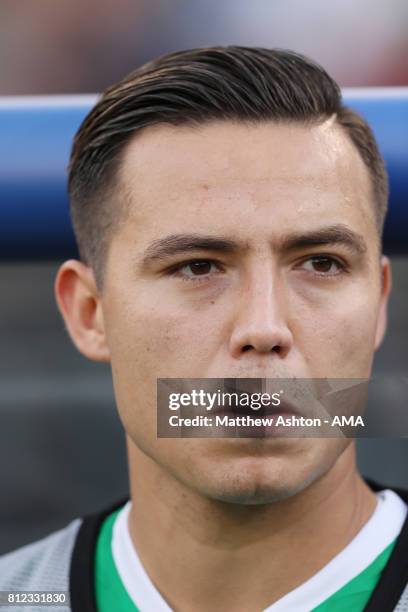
[64,120,391,503]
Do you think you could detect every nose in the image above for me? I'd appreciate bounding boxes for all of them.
[229,268,293,360]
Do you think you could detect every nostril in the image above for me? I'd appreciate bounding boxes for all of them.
[241,344,283,354]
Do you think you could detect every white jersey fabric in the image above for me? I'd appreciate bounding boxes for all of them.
[112,489,407,612]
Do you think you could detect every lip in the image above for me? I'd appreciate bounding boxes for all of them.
[212,398,301,418]
[210,405,305,439]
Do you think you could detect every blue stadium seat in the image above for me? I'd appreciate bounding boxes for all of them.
[0,89,407,258]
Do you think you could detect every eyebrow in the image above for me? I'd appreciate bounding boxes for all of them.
[139,224,367,269]
[277,224,368,255]
[140,234,240,268]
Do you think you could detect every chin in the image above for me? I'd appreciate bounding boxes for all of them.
[206,476,311,505]
[210,486,302,505]
[195,451,320,506]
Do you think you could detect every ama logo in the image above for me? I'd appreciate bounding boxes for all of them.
[332,416,364,427]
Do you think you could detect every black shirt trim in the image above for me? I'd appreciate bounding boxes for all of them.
[69,497,129,612]
[363,479,408,611]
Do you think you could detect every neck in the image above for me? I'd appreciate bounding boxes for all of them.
[126,440,377,612]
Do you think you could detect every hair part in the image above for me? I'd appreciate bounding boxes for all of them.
[68,46,388,292]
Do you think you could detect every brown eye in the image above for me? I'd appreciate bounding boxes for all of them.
[171,259,221,280]
[311,257,335,273]
[168,259,224,282]
[188,261,212,275]
[300,256,344,276]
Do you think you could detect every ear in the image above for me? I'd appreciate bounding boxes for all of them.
[54,259,111,362]
[374,255,392,350]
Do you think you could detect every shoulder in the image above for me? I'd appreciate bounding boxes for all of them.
[0,497,129,595]
[0,518,82,591]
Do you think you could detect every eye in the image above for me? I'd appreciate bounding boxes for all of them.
[169,259,223,281]
[300,255,346,277]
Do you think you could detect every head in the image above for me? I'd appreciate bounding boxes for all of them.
[56,46,391,505]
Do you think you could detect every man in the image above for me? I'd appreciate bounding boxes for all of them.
[1,46,407,611]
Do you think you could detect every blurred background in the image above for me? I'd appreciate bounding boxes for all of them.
[0,0,407,554]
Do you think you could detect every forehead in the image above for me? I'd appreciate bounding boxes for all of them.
[118,119,375,237]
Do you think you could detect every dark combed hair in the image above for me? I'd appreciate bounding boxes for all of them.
[68,46,388,292]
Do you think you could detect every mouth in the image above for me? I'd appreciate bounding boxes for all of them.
[213,398,301,419]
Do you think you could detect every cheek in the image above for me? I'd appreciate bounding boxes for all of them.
[106,290,219,386]
[296,286,379,377]
[104,292,225,451]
